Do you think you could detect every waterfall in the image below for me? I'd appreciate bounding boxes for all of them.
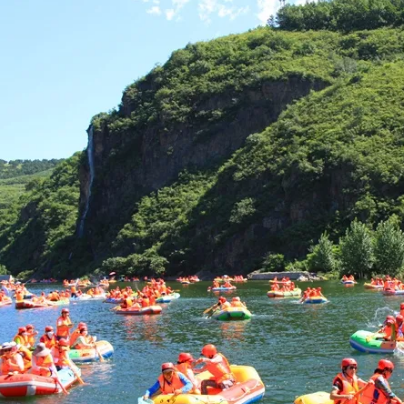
[78,125,95,237]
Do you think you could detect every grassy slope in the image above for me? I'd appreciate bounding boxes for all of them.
[0,169,53,210]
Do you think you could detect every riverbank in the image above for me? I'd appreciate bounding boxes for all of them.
[247,271,326,281]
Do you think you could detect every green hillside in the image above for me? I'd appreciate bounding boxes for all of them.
[1,0,404,279]
[0,169,54,211]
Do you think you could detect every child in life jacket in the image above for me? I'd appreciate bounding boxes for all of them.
[143,362,193,399]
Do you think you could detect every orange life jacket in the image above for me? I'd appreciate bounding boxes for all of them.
[157,371,184,394]
[32,354,54,377]
[55,350,71,368]
[56,316,72,338]
[203,354,234,383]
[18,346,32,372]
[26,335,35,348]
[13,334,28,347]
[40,334,57,349]
[332,373,360,404]
[1,353,24,375]
[361,374,391,404]
[69,329,80,347]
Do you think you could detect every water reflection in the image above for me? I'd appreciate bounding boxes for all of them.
[122,314,163,343]
[219,320,249,342]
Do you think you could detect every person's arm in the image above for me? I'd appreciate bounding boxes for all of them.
[330,379,351,401]
[175,372,193,394]
[374,376,397,400]
[143,380,161,399]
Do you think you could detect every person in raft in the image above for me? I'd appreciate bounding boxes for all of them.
[142,362,193,399]
[0,342,24,375]
[377,316,397,341]
[361,359,402,404]
[70,327,97,349]
[31,342,57,377]
[175,353,201,394]
[194,344,235,395]
[54,338,73,370]
[330,358,369,404]
[56,308,73,341]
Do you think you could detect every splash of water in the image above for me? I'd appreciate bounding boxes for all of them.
[78,125,95,237]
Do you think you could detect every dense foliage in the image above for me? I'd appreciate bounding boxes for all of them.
[0,159,63,179]
[0,155,82,278]
[273,0,404,32]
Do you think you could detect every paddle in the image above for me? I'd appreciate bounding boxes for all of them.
[203,303,219,315]
[94,343,105,363]
[69,362,85,385]
[366,330,383,342]
[340,382,371,404]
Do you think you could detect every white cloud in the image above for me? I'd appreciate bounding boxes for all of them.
[256,0,279,26]
[163,0,190,20]
[198,0,249,23]
[147,5,162,14]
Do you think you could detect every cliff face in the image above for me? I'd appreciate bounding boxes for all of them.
[79,76,328,260]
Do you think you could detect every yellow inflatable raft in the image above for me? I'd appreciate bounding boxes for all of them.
[295,391,333,404]
[150,365,265,404]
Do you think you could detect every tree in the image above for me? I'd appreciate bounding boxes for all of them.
[307,232,338,273]
[0,264,8,275]
[373,219,404,276]
[340,220,373,278]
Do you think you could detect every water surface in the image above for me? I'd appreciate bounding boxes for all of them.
[1,280,404,404]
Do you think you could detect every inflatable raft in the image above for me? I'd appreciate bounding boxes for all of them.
[267,288,301,298]
[156,293,180,303]
[364,283,383,290]
[15,299,69,309]
[149,365,265,404]
[0,297,12,307]
[115,305,162,315]
[211,307,252,321]
[295,391,333,404]
[302,296,329,304]
[382,288,404,295]
[69,340,114,363]
[209,286,237,292]
[0,367,79,397]
[104,297,123,304]
[349,330,400,354]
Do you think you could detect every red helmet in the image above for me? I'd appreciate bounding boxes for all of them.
[201,344,217,357]
[386,319,395,325]
[78,322,87,328]
[18,327,27,334]
[219,297,226,303]
[61,308,69,313]
[161,362,175,372]
[386,315,395,321]
[397,315,404,323]
[178,353,194,363]
[400,303,404,310]
[26,324,34,330]
[341,358,357,369]
[58,338,69,347]
[45,326,53,332]
[378,359,394,371]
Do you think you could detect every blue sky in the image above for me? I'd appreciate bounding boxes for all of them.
[0,0,301,161]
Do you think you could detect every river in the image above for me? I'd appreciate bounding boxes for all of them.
[1,280,404,404]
